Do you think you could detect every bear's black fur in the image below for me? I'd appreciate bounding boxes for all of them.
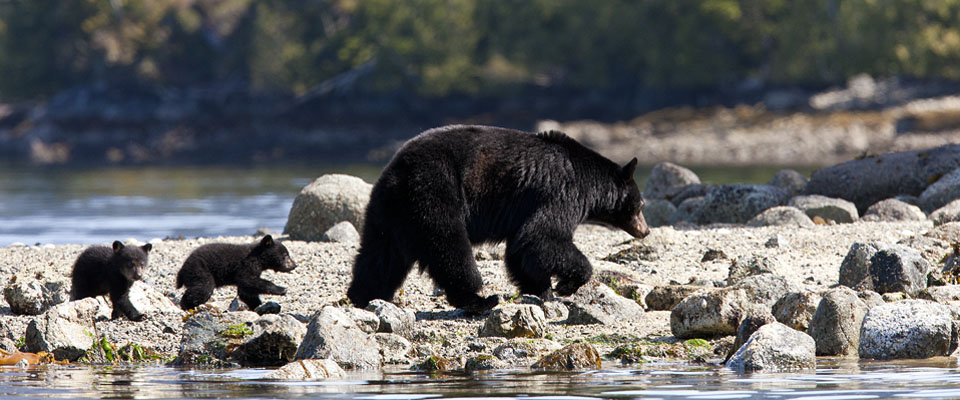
[176,235,297,311]
[70,241,152,321]
[347,125,649,313]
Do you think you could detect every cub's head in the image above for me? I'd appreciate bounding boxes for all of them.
[252,235,298,273]
[592,158,650,239]
[112,241,152,282]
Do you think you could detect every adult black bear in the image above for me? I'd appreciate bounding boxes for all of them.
[347,125,649,313]
[70,241,152,321]
[176,235,297,311]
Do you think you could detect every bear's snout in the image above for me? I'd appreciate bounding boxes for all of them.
[281,256,298,272]
[627,213,650,239]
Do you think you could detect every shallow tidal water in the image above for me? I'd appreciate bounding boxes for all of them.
[3,359,960,399]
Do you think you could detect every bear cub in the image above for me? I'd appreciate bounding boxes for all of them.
[70,241,152,321]
[176,235,297,311]
[347,125,649,313]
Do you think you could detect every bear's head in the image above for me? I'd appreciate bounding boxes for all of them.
[252,235,298,272]
[112,241,151,282]
[591,158,650,239]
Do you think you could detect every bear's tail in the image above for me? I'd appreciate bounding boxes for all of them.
[346,227,412,308]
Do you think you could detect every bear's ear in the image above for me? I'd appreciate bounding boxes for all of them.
[259,235,274,248]
[141,243,152,253]
[112,241,125,253]
[621,157,638,180]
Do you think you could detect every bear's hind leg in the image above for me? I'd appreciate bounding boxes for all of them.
[347,229,415,308]
[417,227,498,313]
[179,272,215,311]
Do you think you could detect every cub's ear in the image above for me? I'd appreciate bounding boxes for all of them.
[259,235,275,248]
[141,243,152,253]
[112,241,125,253]
[621,157,638,180]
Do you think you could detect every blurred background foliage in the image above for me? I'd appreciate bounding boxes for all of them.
[3,0,960,101]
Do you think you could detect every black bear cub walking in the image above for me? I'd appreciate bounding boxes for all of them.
[347,125,650,313]
[70,241,152,321]
[176,235,297,311]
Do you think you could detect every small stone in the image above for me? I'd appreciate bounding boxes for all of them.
[254,301,281,315]
[531,343,601,371]
[320,221,360,244]
[479,304,547,338]
[764,235,790,249]
[701,249,727,262]
[263,359,345,380]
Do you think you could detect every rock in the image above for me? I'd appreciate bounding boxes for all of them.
[263,359,345,380]
[731,273,800,309]
[564,281,644,326]
[492,338,563,363]
[669,196,705,225]
[25,298,106,361]
[175,310,260,366]
[642,162,701,200]
[920,168,960,212]
[465,354,509,371]
[3,275,68,316]
[254,301,281,315]
[918,285,960,305]
[283,174,372,241]
[416,356,459,372]
[320,221,360,244]
[804,144,960,211]
[343,307,380,334]
[746,206,815,228]
[930,200,960,226]
[807,287,871,356]
[861,198,927,222]
[665,184,709,207]
[858,300,958,360]
[767,169,808,197]
[838,242,931,296]
[727,256,781,286]
[232,314,306,367]
[531,343,601,370]
[374,333,412,364]
[772,291,822,331]
[693,185,789,225]
[479,304,547,338]
[726,322,816,372]
[927,221,960,243]
[727,312,775,363]
[540,301,569,321]
[642,199,676,228]
[857,290,885,308]
[899,235,951,266]
[127,281,181,315]
[295,306,382,370]
[645,285,702,311]
[670,288,750,339]
[789,195,859,223]
[701,249,728,262]
[764,234,790,249]
[365,300,416,338]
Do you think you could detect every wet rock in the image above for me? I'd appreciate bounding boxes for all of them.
[642,162,701,200]
[25,298,106,361]
[254,301,281,315]
[693,185,789,225]
[416,356,459,372]
[747,206,815,228]
[804,144,960,211]
[492,338,562,363]
[919,168,960,212]
[726,322,816,372]
[859,300,958,360]
[645,285,702,311]
[295,306,382,370]
[3,275,68,316]
[839,242,931,296]
[479,304,547,338]
[232,314,306,367]
[175,310,259,366]
[320,221,360,244]
[789,195,859,223]
[727,256,782,286]
[918,285,960,305]
[773,291,822,331]
[670,288,750,339]
[669,196,705,225]
[283,174,372,241]
[374,333,412,364]
[767,169,808,197]
[465,354,509,371]
[531,342,601,371]
[564,281,644,326]
[930,200,960,226]
[642,199,676,228]
[861,198,927,222]
[366,300,416,338]
[343,307,380,334]
[807,287,871,357]
[263,359,345,380]
[727,312,775,362]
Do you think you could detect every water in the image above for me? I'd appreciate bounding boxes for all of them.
[4,360,960,399]
[0,163,815,246]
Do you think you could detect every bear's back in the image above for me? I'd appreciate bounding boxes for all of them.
[177,242,254,287]
[70,246,114,299]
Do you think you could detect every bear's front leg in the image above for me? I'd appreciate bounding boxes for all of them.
[237,287,263,310]
[507,235,592,298]
[110,285,143,322]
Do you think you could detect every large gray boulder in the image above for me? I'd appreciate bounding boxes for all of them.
[693,185,788,224]
[365,300,416,338]
[805,144,960,211]
[930,200,960,226]
[773,291,822,331]
[858,300,958,360]
[175,310,260,366]
[642,162,700,200]
[861,198,927,222]
[838,242,931,296]
[807,287,871,357]
[374,333,413,364]
[919,168,960,212]
[670,288,751,339]
[232,314,307,367]
[3,275,68,316]
[726,322,816,372]
[127,281,181,315]
[283,174,372,241]
[295,306,382,370]
[564,281,644,326]
[25,297,108,361]
[642,199,676,228]
[479,304,547,338]
[730,273,799,308]
[668,196,705,225]
[789,195,859,223]
[645,285,702,311]
[767,169,808,197]
[746,206,815,228]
